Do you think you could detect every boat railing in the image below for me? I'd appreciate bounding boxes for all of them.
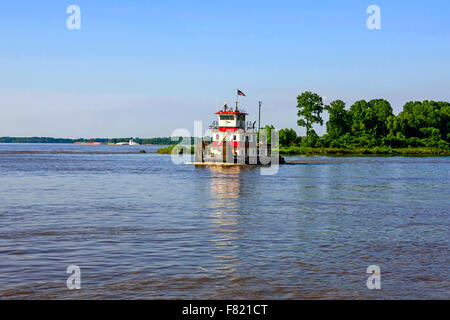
[209,121,219,130]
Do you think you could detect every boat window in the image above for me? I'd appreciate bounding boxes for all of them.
[220,115,234,121]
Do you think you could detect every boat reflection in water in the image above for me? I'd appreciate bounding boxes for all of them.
[208,166,243,278]
[206,166,266,295]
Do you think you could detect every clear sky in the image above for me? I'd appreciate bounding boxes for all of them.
[1,0,449,138]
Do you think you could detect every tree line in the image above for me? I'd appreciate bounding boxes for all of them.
[0,137,188,145]
[276,91,449,150]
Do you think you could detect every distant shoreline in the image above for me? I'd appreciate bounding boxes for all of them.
[278,146,450,156]
[0,137,185,145]
[1,138,448,156]
[156,144,449,156]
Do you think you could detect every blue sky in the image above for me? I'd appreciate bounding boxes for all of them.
[1,0,449,138]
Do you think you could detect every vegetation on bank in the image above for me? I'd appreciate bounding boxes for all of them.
[0,137,83,144]
[278,146,450,156]
[273,92,449,155]
[157,145,194,154]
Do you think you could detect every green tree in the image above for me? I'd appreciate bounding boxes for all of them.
[397,100,449,141]
[259,124,275,145]
[349,100,376,137]
[279,128,298,146]
[324,100,350,139]
[304,129,320,147]
[370,99,394,138]
[296,91,324,139]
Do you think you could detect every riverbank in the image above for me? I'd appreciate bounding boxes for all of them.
[157,145,194,154]
[157,145,449,156]
[279,146,450,156]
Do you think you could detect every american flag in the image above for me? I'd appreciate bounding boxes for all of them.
[237,90,246,97]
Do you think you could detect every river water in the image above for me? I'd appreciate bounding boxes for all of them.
[0,143,448,299]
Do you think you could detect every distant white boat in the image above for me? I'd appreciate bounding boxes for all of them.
[114,139,140,146]
[129,139,140,146]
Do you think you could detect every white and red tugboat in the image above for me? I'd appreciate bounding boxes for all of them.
[189,91,284,166]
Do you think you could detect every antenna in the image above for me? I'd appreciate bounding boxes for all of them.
[258,101,262,134]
